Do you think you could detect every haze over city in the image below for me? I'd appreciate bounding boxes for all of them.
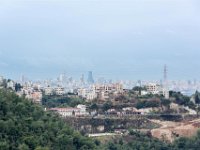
[0,0,200,80]
[2,1,200,149]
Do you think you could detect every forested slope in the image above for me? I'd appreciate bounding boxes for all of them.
[1,89,200,150]
[0,89,96,150]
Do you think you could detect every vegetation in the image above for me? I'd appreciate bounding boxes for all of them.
[193,91,200,116]
[89,103,98,111]
[131,86,147,95]
[194,91,200,105]
[95,130,200,150]
[0,79,8,88]
[15,83,23,92]
[42,95,85,108]
[169,91,190,106]
[136,99,160,109]
[2,87,200,150]
[94,130,170,150]
[0,89,96,150]
[172,131,200,150]
[102,101,113,111]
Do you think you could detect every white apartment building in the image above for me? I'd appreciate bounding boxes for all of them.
[93,83,123,94]
[163,89,170,99]
[7,80,15,90]
[146,83,161,94]
[78,88,87,98]
[77,104,88,116]
[26,91,43,104]
[93,83,123,100]
[86,92,97,100]
[50,108,80,117]
[55,87,65,95]
[78,88,97,100]
[99,91,109,100]
[44,87,54,95]
[50,105,88,117]
[78,83,123,101]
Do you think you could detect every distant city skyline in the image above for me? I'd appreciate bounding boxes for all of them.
[0,0,200,80]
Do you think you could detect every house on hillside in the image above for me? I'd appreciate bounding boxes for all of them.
[49,105,89,117]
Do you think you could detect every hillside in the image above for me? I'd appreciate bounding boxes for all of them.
[0,89,96,150]
[2,88,200,150]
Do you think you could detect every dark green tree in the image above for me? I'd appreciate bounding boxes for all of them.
[195,91,200,105]
[102,101,112,111]
[0,89,96,150]
[161,99,171,111]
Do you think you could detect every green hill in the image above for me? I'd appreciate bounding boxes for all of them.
[2,88,200,150]
[0,89,96,150]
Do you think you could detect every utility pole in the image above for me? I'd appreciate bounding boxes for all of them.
[164,64,167,82]
[163,65,169,99]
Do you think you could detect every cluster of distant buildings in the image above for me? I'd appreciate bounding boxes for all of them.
[48,106,154,118]
[78,83,124,101]
[1,72,200,118]
[14,72,125,103]
[1,71,200,105]
[145,83,169,99]
[0,75,16,90]
[48,104,197,119]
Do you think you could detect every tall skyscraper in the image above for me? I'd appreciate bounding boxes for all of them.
[137,80,142,87]
[80,74,85,83]
[59,73,64,82]
[87,71,94,84]
[20,75,25,83]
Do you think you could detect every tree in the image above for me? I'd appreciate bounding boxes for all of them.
[35,146,49,150]
[0,89,97,150]
[161,99,171,111]
[108,142,118,150]
[132,86,147,96]
[194,91,200,116]
[195,91,200,105]
[102,101,112,111]
[1,79,7,88]
[18,144,29,150]
[0,141,9,150]
[188,101,196,110]
[136,100,159,109]
[196,106,200,117]
[89,103,98,110]
[15,83,23,92]
[42,95,85,108]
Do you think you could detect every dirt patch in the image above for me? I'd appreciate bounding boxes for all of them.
[150,119,200,142]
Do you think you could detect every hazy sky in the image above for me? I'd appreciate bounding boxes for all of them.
[0,0,200,80]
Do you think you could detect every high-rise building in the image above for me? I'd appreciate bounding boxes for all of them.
[69,77,73,83]
[80,74,85,83]
[59,74,65,82]
[20,75,28,83]
[87,71,94,84]
[137,80,142,87]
